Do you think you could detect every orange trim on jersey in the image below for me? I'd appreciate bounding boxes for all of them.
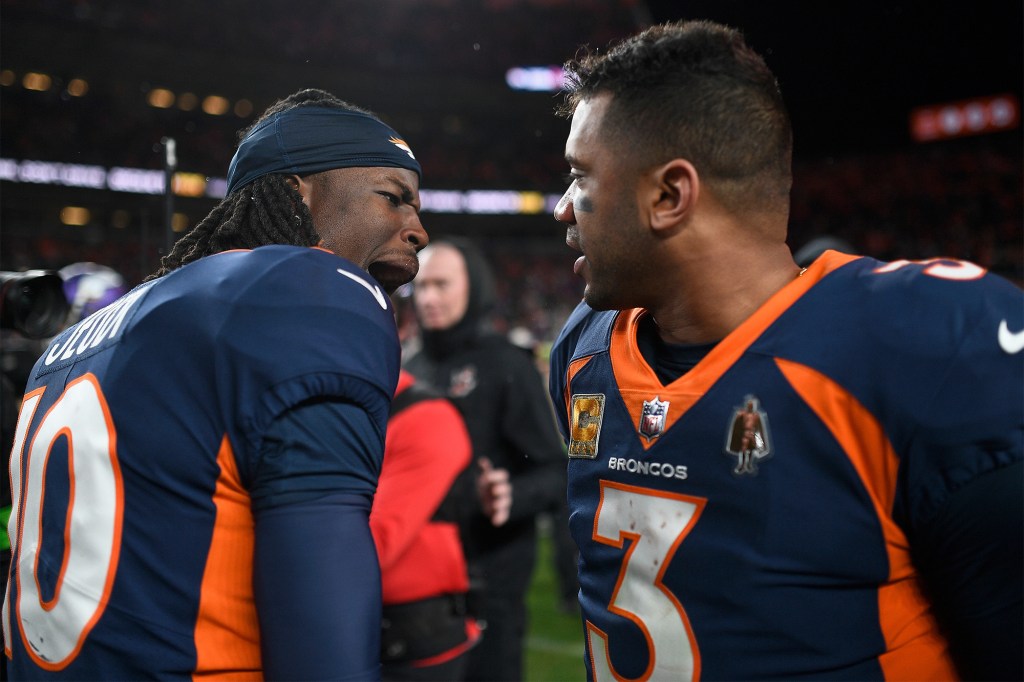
[3,386,45,659]
[73,375,124,668]
[610,252,861,449]
[213,246,333,260]
[584,624,615,681]
[192,435,261,680]
[775,358,956,680]
[564,354,596,424]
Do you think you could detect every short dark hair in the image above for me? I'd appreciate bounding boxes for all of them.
[148,89,374,279]
[559,20,792,215]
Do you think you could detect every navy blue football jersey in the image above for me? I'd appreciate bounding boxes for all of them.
[549,251,1023,680]
[4,245,400,678]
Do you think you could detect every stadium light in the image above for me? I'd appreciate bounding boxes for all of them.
[147,89,175,108]
[23,72,52,92]
[234,99,254,117]
[910,94,1020,142]
[177,92,198,111]
[202,95,229,115]
[60,206,90,226]
[0,157,565,216]
[67,79,89,97]
[505,66,565,92]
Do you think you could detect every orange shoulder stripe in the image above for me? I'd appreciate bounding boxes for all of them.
[564,355,595,424]
[775,358,956,680]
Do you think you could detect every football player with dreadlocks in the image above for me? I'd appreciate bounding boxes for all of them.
[5,88,427,679]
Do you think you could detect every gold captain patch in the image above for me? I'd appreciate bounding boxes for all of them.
[569,393,605,459]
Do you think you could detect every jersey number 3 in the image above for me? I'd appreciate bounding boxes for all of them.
[588,481,705,681]
[3,374,123,670]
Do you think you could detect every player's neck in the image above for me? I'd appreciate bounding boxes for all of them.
[648,242,800,345]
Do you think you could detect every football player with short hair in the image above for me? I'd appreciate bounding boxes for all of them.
[549,20,1022,681]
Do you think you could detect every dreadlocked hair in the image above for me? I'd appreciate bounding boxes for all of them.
[147,88,375,280]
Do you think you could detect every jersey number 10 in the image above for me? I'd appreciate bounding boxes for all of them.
[4,375,123,670]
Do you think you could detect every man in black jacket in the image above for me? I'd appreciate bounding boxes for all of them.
[405,238,565,682]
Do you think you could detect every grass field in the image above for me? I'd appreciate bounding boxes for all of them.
[524,521,586,682]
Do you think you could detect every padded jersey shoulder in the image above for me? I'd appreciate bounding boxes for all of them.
[782,255,1022,364]
[151,245,402,462]
[774,255,1023,525]
[549,299,620,391]
[548,299,619,438]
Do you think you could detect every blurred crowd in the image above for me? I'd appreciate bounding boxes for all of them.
[2,1,1020,350]
[788,140,1022,283]
[3,0,645,189]
[3,134,1021,349]
[0,76,572,191]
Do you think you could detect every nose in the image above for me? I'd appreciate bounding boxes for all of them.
[553,189,575,225]
[413,280,435,304]
[412,280,441,313]
[403,215,429,251]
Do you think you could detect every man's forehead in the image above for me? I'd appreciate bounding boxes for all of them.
[322,165,420,191]
[574,94,613,125]
[419,244,465,272]
[565,94,612,158]
[378,167,421,193]
[333,165,418,182]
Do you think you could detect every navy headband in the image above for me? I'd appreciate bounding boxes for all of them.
[225,106,422,195]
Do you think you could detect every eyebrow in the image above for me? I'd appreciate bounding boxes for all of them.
[385,175,419,208]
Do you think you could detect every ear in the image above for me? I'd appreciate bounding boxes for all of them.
[285,174,312,205]
[645,159,699,233]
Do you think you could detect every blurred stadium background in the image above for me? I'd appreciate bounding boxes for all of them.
[1,2,1020,679]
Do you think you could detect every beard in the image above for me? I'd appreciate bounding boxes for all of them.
[582,255,645,312]
[579,224,651,312]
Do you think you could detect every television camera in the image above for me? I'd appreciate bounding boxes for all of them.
[0,270,70,340]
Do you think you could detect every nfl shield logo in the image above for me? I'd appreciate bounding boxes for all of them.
[639,396,669,441]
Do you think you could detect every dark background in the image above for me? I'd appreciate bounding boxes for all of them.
[1,0,1021,283]
[647,0,1022,155]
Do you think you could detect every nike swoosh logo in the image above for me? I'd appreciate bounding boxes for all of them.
[998,319,1024,354]
[337,269,388,310]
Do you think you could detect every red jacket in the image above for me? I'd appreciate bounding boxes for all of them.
[371,370,472,604]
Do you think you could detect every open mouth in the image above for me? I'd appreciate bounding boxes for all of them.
[368,258,418,295]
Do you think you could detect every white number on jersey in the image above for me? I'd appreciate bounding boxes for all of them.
[3,375,123,669]
[873,257,986,281]
[588,480,706,681]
